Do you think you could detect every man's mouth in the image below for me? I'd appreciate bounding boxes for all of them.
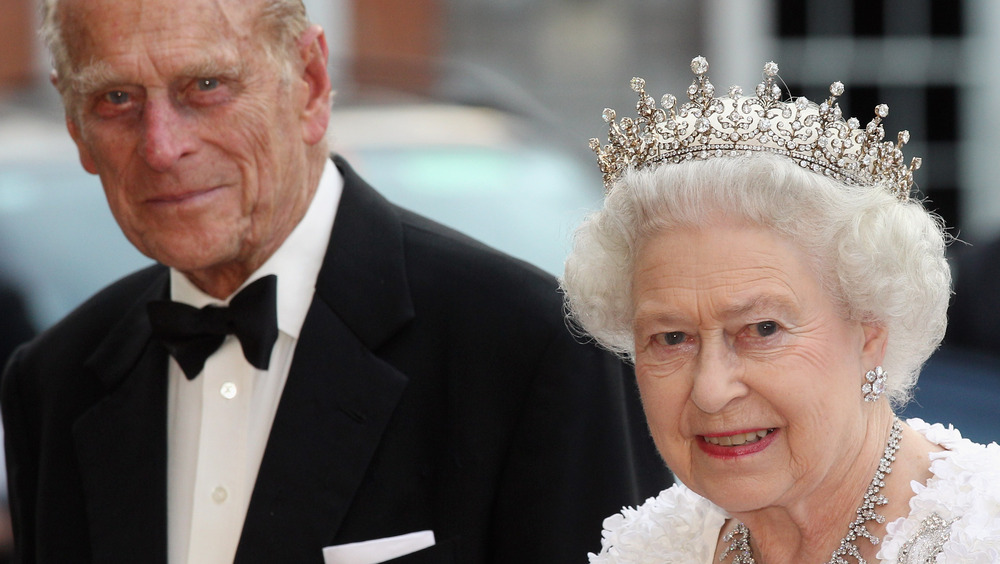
[147,185,223,204]
[702,429,776,447]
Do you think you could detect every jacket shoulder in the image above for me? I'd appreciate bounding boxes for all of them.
[18,264,167,365]
[335,154,558,301]
[396,206,561,307]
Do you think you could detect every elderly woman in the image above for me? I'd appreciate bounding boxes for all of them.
[565,57,1000,563]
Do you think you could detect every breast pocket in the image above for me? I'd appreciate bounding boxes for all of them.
[380,538,456,564]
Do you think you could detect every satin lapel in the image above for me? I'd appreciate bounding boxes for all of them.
[73,270,170,562]
[235,157,416,561]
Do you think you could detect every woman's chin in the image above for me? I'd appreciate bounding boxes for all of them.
[687,477,778,514]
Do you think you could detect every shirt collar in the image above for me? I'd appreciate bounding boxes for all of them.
[169,158,343,339]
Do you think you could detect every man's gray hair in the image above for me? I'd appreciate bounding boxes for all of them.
[40,0,311,101]
[561,153,952,408]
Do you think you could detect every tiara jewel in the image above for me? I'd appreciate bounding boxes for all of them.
[589,56,922,200]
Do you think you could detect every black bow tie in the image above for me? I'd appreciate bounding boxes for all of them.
[148,274,279,380]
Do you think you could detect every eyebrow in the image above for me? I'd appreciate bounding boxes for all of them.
[68,56,247,97]
[68,60,116,96]
[179,58,248,83]
[718,294,798,320]
[632,293,799,330]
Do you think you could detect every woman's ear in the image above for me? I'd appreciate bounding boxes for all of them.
[861,322,888,368]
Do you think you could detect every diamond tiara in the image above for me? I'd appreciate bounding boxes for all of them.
[589,56,921,200]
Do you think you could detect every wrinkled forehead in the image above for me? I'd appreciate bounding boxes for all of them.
[58,0,260,71]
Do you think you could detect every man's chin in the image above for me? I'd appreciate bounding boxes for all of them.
[140,239,241,275]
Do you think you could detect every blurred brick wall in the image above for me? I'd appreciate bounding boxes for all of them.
[351,0,442,93]
[0,0,35,89]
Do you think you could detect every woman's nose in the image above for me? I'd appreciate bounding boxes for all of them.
[689,340,749,414]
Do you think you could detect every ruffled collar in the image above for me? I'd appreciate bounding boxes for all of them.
[589,418,1000,564]
[590,482,726,564]
[878,419,1000,563]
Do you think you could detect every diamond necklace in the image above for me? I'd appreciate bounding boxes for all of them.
[720,419,903,564]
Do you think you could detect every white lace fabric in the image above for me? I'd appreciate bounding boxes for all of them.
[589,418,1000,563]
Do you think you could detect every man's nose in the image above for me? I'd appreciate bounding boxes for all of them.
[138,99,195,172]
[689,340,749,414]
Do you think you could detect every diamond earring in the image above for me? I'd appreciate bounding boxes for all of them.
[862,366,887,402]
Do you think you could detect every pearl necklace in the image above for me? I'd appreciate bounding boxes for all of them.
[720,419,903,564]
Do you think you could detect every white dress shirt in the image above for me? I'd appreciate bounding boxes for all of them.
[166,160,343,564]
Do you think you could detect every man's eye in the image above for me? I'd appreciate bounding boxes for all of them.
[104,91,130,105]
[754,321,779,337]
[196,78,220,91]
[657,332,687,346]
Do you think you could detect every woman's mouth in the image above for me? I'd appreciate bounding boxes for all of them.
[702,428,775,447]
[697,428,779,458]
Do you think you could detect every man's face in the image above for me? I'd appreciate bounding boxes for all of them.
[59,0,328,294]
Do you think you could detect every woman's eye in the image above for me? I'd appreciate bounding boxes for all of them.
[754,321,779,337]
[657,332,687,346]
[196,78,220,91]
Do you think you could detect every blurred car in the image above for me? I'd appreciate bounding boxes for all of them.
[0,100,602,330]
[0,114,153,329]
[327,103,601,279]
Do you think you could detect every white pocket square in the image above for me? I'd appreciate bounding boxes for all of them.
[322,530,436,564]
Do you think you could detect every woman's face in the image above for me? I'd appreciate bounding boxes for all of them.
[631,220,886,514]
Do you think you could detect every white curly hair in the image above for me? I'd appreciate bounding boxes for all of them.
[562,153,951,407]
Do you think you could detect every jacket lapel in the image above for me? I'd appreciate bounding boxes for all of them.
[235,156,416,561]
[73,270,170,562]
[315,155,415,349]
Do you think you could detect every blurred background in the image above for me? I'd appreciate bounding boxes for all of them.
[0,3,998,554]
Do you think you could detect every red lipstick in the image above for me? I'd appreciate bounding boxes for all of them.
[697,428,778,459]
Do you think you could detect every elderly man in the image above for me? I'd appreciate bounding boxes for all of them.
[1,0,665,563]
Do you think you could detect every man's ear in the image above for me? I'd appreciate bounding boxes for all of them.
[54,69,99,175]
[297,24,332,146]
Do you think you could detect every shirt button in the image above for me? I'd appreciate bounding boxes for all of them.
[220,382,238,399]
[212,486,228,504]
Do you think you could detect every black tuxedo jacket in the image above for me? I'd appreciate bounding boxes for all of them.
[2,156,667,563]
